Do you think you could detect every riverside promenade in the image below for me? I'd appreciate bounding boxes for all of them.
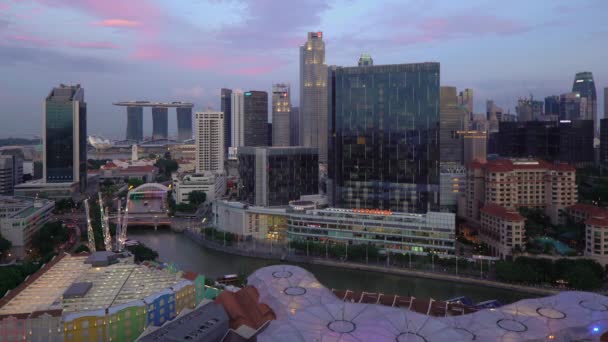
[183,229,559,296]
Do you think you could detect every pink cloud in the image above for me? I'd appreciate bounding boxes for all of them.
[94,19,140,28]
[12,34,50,46]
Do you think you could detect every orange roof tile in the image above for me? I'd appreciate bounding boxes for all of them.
[480,204,525,221]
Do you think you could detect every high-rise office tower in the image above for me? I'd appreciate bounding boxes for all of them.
[463,130,487,164]
[604,87,608,121]
[231,92,244,148]
[440,86,467,163]
[195,111,224,174]
[221,88,232,154]
[243,91,268,147]
[176,107,193,141]
[572,71,597,133]
[152,107,168,140]
[272,83,291,146]
[290,106,300,146]
[559,92,586,120]
[357,53,373,66]
[300,31,328,162]
[545,95,560,117]
[0,148,23,195]
[601,119,608,166]
[43,84,87,190]
[126,106,144,141]
[458,88,474,121]
[516,96,543,122]
[328,62,440,213]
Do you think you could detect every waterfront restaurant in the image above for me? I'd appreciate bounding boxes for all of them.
[287,208,456,255]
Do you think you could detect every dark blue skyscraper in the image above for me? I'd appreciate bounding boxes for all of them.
[152,107,168,140]
[221,88,232,154]
[328,62,440,212]
[176,107,193,141]
[43,84,87,190]
[243,91,268,147]
[126,106,144,141]
[572,71,598,133]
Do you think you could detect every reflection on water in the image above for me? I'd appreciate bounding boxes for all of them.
[129,229,535,304]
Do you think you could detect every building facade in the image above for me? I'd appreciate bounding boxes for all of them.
[497,120,594,166]
[221,88,232,155]
[195,111,224,174]
[328,62,440,213]
[0,196,54,258]
[231,91,244,148]
[172,172,226,204]
[458,88,474,121]
[290,106,300,146]
[479,204,525,259]
[238,147,318,207]
[601,119,608,166]
[462,130,487,164]
[464,159,577,225]
[572,71,597,134]
[151,107,168,140]
[43,84,87,192]
[287,208,455,255]
[243,91,268,147]
[300,32,328,162]
[439,163,466,213]
[440,86,467,163]
[559,92,586,121]
[272,84,291,146]
[176,107,193,141]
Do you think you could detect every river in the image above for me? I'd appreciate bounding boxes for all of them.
[129,229,536,304]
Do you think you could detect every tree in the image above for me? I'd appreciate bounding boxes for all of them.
[154,158,178,178]
[74,244,90,253]
[127,243,159,262]
[188,191,206,205]
[30,221,70,256]
[0,234,11,257]
[128,178,144,188]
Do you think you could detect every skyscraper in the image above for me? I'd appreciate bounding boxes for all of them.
[300,31,328,162]
[195,111,224,174]
[176,107,193,141]
[440,86,467,163]
[328,62,440,213]
[272,83,291,146]
[545,95,560,117]
[243,91,268,147]
[559,92,585,120]
[516,96,543,122]
[151,107,168,140]
[126,106,143,141]
[231,91,244,148]
[43,84,87,191]
[572,71,597,133]
[221,88,232,154]
[290,106,300,146]
[604,87,608,121]
[458,88,474,121]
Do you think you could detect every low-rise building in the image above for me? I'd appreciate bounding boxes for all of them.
[13,180,80,200]
[95,159,158,182]
[214,200,456,255]
[0,196,54,257]
[173,172,226,204]
[479,204,525,259]
[464,158,577,225]
[566,203,608,265]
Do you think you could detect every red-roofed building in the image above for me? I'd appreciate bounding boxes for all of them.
[463,158,577,225]
[479,204,525,259]
[566,203,608,265]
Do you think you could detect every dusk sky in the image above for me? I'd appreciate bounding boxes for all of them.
[0,0,607,139]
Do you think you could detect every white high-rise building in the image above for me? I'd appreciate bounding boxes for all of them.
[272,83,291,146]
[195,111,224,174]
[300,31,327,162]
[230,92,244,148]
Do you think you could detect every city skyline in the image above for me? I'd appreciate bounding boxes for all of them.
[0,0,607,138]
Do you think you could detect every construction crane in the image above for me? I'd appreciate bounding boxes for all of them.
[83,199,97,252]
[115,195,131,252]
[98,192,112,251]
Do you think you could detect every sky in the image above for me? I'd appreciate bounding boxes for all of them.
[0,0,607,139]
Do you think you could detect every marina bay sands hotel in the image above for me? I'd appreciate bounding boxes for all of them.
[113,101,194,142]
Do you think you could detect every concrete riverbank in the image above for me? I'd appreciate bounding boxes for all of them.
[183,230,558,296]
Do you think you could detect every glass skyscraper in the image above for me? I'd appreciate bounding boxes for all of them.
[221,88,232,154]
[243,91,268,147]
[328,62,440,213]
[126,106,144,141]
[272,83,291,146]
[43,84,87,190]
[300,32,328,162]
[572,71,597,134]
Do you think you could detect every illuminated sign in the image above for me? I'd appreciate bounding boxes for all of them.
[317,31,323,38]
[245,92,252,96]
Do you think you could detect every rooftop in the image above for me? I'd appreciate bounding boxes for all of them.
[113,101,194,108]
[468,158,576,173]
[0,253,184,315]
[480,204,525,221]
